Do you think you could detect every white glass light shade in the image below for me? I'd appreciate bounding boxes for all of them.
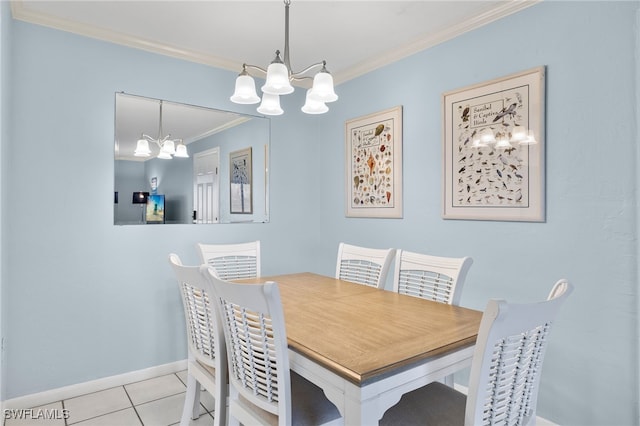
[257,93,284,116]
[520,130,538,145]
[174,142,189,158]
[471,135,487,148]
[494,135,513,149]
[301,89,328,114]
[309,72,338,103]
[161,139,176,155]
[511,125,527,142]
[480,128,496,144]
[134,139,151,157]
[157,150,172,159]
[262,62,294,95]
[230,75,260,104]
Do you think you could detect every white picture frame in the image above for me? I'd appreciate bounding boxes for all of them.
[442,67,545,222]
[345,106,403,218]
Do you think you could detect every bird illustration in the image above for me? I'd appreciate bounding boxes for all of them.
[461,106,470,122]
[493,103,517,122]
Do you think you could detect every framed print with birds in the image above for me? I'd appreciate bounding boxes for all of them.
[442,67,545,222]
[345,106,403,218]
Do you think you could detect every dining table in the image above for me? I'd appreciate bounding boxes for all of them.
[236,272,482,425]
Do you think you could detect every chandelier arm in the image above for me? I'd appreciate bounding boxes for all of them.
[142,134,172,146]
[243,64,268,76]
[290,75,313,83]
[290,61,326,79]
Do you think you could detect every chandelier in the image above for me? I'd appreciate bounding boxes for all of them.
[230,0,338,115]
[134,100,189,159]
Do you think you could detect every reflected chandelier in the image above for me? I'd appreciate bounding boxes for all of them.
[471,125,537,149]
[230,0,338,115]
[134,100,189,159]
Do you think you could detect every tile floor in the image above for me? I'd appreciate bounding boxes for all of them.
[4,371,217,426]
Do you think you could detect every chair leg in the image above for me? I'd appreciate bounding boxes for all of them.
[212,378,226,426]
[180,374,200,426]
[227,387,240,426]
[443,373,454,387]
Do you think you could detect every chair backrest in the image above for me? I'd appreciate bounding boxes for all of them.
[196,240,261,280]
[393,250,473,305]
[465,279,573,426]
[168,253,226,372]
[335,242,395,289]
[205,269,292,422]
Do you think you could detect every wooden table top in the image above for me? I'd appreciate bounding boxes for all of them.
[236,272,482,385]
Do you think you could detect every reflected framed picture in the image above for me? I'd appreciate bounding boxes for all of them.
[442,67,545,222]
[345,106,403,218]
[146,194,165,224]
[230,147,252,214]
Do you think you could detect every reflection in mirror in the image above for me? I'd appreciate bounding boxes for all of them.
[114,93,270,225]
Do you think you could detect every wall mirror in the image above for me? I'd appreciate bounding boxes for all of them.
[114,93,270,225]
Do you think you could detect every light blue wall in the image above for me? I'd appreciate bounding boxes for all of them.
[4,18,322,398]
[0,0,12,403]
[2,2,639,425]
[313,2,639,425]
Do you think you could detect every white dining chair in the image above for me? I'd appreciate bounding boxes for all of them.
[393,250,473,306]
[335,242,395,289]
[168,254,227,426]
[380,279,573,426]
[394,249,473,387]
[203,268,343,426]
[196,240,260,280]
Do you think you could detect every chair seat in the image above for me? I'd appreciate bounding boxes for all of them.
[231,372,342,426]
[380,382,466,426]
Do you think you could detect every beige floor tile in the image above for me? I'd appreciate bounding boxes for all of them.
[4,402,66,426]
[135,392,206,426]
[71,408,141,426]
[64,387,131,424]
[168,412,215,426]
[124,373,186,405]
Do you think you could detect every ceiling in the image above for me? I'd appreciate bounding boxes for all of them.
[11,0,538,160]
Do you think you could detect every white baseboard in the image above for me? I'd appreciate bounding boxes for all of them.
[454,384,556,425]
[2,359,187,410]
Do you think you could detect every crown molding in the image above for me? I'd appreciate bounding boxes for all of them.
[332,0,542,85]
[11,0,541,86]
[10,1,242,72]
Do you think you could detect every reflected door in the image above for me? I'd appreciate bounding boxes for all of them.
[193,148,220,223]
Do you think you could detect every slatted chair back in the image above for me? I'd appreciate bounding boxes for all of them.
[335,242,395,289]
[204,270,342,426]
[168,254,226,426]
[465,280,573,426]
[393,250,473,305]
[196,240,260,280]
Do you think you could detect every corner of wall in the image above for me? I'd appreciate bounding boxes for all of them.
[635,4,640,426]
[0,0,13,407]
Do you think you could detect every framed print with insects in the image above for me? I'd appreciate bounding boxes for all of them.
[442,67,545,222]
[345,106,402,218]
